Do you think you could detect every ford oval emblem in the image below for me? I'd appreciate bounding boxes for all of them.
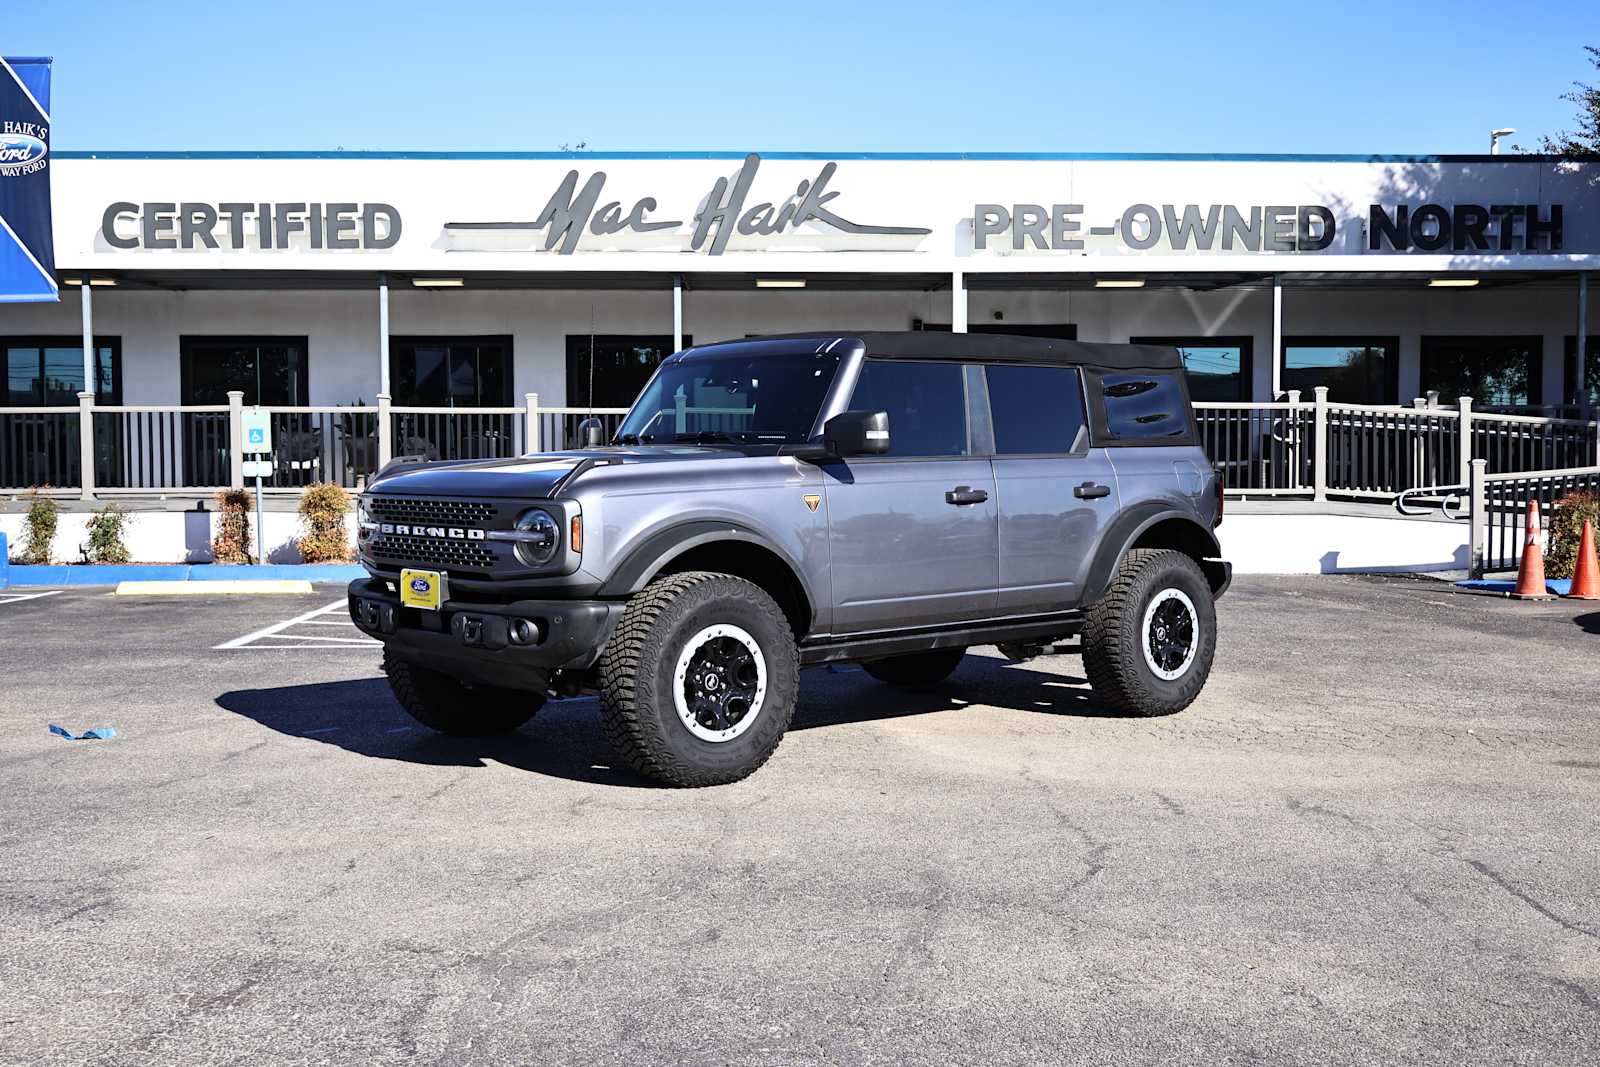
[409,577,431,593]
[0,134,47,168]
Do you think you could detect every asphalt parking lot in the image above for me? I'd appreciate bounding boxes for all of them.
[2,576,1598,1066]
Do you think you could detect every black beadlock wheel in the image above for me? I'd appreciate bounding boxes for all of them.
[382,650,545,736]
[1081,548,1216,717]
[862,648,967,687]
[598,571,799,787]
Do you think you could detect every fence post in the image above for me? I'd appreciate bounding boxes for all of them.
[227,390,245,488]
[1285,390,1301,490]
[1456,396,1473,484]
[526,392,540,454]
[1468,458,1487,580]
[1312,386,1328,502]
[76,391,96,501]
[376,393,392,468]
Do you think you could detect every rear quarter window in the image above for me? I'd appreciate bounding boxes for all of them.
[1099,371,1191,441]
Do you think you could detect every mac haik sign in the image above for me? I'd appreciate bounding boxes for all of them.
[0,57,55,302]
[445,153,934,255]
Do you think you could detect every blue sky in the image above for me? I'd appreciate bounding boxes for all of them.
[9,0,1598,154]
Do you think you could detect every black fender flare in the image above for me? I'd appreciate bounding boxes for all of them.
[1081,503,1226,605]
[597,519,817,607]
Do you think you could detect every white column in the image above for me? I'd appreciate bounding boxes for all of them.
[377,274,391,397]
[951,270,967,333]
[1270,275,1283,399]
[673,274,684,353]
[80,280,94,389]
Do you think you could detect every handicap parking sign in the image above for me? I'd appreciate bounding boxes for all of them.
[241,409,273,454]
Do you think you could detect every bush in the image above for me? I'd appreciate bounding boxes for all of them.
[84,502,132,563]
[19,490,58,564]
[1547,490,1600,579]
[213,487,254,564]
[297,482,353,563]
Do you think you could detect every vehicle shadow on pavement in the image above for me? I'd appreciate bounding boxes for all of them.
[792,656,1119,731]
[1575,611,1600,635]
[214,657,1116,786]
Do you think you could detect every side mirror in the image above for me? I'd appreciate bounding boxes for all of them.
[577,417,606,448]
[823,410,890,456]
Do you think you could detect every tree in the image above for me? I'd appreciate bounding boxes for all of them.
[1529,46,1600,156]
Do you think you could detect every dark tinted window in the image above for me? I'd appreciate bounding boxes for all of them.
[985,364,1087,454]
[849,360,967,456]
[1282,337,1395,405]
[1100,372,1189,440]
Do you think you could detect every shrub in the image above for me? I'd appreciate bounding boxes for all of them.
[213,487,254,563]
[19,490,58,564]
[84,502,132,564]
[297,482,353,563]
[1547,490,1600,579]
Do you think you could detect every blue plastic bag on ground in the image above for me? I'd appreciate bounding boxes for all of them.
[49,725,117,741]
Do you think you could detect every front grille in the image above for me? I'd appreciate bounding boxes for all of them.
[369,496,497,527]
[369,534,498,571]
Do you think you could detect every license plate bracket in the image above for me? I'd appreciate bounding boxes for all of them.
[400,568,449,611]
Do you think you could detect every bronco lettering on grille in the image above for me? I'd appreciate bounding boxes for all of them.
[379,523,487,540]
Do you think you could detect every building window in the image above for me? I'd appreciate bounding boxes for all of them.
[1563,336,1600,409]
[914,323,1078,340]
[1420,336,1542,412]
[390,336,512,407]
[848,359,968,457]
[1281,337,1397,405]
[985,364,1087,454]
[1131,337,1251,402]
[566,335,689,409]
[3,337,121,405]
[181,337,309,406]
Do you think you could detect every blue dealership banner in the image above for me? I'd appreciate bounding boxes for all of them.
[0,56,56,303]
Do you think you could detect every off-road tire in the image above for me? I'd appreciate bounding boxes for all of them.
[382,650,545,735]
[1081,548,1215,717]
[862,648,967,687]
[598,571,799,787]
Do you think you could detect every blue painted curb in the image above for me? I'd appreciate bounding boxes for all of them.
[4,563,366,588]
[0,532,8,590]
[1456,578,1574,596]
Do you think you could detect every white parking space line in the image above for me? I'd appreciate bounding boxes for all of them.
[0,590,63,605]
[215,598,380,651]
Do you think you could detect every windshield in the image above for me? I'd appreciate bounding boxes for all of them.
[615,346,842,444]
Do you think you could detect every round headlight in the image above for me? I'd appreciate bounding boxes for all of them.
[357,497,372,526]
[513,509,561,567]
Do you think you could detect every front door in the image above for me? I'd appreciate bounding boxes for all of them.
[983,363,1120,613]
[822,359,998,633]
[180,337,309,486]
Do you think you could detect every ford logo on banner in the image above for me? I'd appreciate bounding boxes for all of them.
[0,133,47,168]
[0,56,56,302]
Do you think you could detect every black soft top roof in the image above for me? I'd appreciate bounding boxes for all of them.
[684,331,1181,372]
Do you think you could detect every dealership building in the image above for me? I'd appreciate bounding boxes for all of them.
[3,149,1596,419]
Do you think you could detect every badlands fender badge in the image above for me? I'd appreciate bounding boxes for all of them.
[803,494,821,512]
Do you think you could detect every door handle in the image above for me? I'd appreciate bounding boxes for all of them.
[1074,481,1111,499]
[945,485,989,506]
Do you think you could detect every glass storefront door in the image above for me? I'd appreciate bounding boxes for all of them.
[1420,336,1542,412]
[179,337,309,486]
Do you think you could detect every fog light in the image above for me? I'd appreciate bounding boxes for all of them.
[509,618,541,645]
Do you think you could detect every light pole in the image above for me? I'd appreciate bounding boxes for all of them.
[1489,127,1516,154]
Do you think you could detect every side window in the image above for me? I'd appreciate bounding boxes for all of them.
[985,364,1087,454]
[848,360,967,457]
[1100,372,1189,440]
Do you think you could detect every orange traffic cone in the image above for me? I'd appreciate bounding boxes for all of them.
[1511,500,1552,599]
[1567,519,1600,600]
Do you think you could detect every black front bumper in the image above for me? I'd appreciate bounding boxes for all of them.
[347,578,624,690]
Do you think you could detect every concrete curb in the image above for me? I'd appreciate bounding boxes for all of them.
[3,562,364,588]
[114,580,316,596]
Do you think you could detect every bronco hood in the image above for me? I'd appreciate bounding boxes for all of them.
[368,447,745,498]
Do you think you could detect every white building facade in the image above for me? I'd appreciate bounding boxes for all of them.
[4,150,1596,415]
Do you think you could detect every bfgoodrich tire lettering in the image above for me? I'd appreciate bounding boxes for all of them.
[598,571,799,787]
[1081,548,1216,717]
[382,650,544,736]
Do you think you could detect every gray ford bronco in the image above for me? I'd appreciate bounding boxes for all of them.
[349,331,1230,786]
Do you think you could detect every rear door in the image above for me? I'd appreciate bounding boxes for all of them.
[821,359,999,632]
[985,363,1120,613]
